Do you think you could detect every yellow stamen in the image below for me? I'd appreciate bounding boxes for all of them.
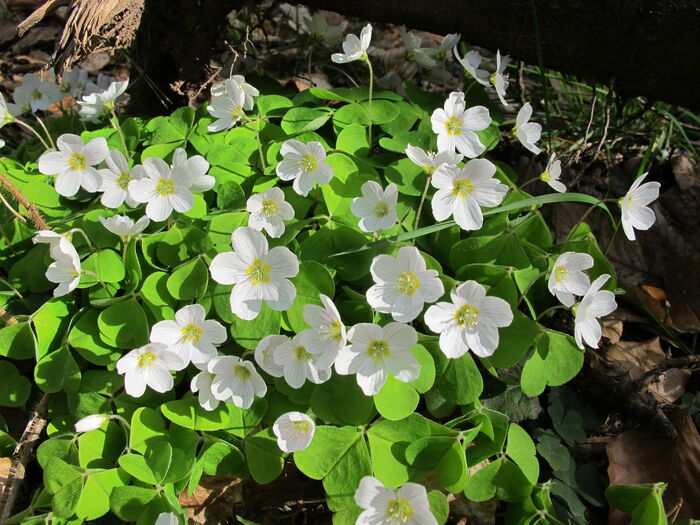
[444,116,462,135]
[299,154,318,172]
[245,259,271,285]
[181,324,203,342]
[386,497,414,522]
[366,340,391,361]
[261,199,278,217]
[454,304,479,327]
[396,272,420,295]
[68,153,87,171]
[374,201,390,218]
[233,364,251,379]
[293,420,312,433]
[116,172,132,189]
[452,178,474,198]
[155,178,175,196]
[137,351,157,367]
[294,346,312,361]
[553,265,567,284]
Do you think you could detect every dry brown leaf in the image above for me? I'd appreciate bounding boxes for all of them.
[642,285,668,302]
[602,319,624,344]
[607,410,700,524]
[179,475,243,524]
[672,153,699,191]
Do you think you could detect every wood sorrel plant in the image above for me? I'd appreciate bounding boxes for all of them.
[0,33,662,525]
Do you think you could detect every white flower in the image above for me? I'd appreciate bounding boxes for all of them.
[247,187,295,238]
[36,233,82,297]
[74,414,108,433]
[351,181,398,233]
[548,252,594,308]
[431,92,491,158]
[431,158,508,231]
[574,274,617,349]
[541,153,566,193]
[273,412,315,452]
[60,68,89,97]
[209,227,299,320]
[128,157,194,221]
[0,94,16,127]
[274,333,331,389]
[171,147,215,192]
[99,214,150,237]
[208,356,267,409]
[32,230,74,259]
[150,304,227,368]
[354,476,438,525]
[491,50,510,106]
[367,247,444,323]
[154,512,179,525]
[405,144,463,175]
[254,334,288,377]
[77,79,128,122]
[435,33,461,58]
[13,72,61,113]
[191,369,220,411]
[301,294,346,370]
[619,173,660,241]
[207,80,246,132]
[304,13,343,46]
[335,322,420,396]
[401,27,437,68]
[514,102,542,155]
[85,73,117,95]
[116,342,185,398]
[211,75,259,111]
[331,24,372,63]
[38,134,107,197]
[276,140,334,196]
[98,149,143,208]
[424,280,513,359]
[454,48,488,85]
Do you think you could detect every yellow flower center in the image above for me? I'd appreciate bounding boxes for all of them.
[137,351,157,367]
[452,178,474,198]
[396,272,420,295]
[366,340,391,360]
[32,88,42,100]
[374,201,390,218]
[386,497,414,522]
[444,116,462,135]
[245,259,271,285]
[2,112,14,125]
[299,154,318,172]
[540,169,550,183]
[231,105,243,119]
[329,321,344,342]
[116,172,132,189]
[454,304,479,327]
[71,268,81,278]
[619,195,633,211]
[423,165,437,175]
[293,420,312,433]
[155,178,175,196]
[294,346,312,361]
[553,265,567,284]
[68,153,87,171]
[261,199,278,217]
[181,323,203,342]
[233,363,251,379]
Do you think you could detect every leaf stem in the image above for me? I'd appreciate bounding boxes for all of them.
[14,119,50,151]
[110,109,131,163]
[413,172,431,232]
[33,115,55,150]
[365,56,374,149]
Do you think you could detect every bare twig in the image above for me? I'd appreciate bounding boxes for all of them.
[0,173,48,230]
[639,355,700,389]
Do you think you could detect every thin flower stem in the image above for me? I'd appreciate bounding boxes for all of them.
[66,228,96,251]
[255,113,266,170]
[516,269,549,309]
[33,115,55,149]
[519,176,541,190]
[14,119,50,151]
[110,109,131,163]
[365,56,374,149]
[564,198,618,242]
[536,304,567,322]
[413,172,431,232]
[0,190,27,223]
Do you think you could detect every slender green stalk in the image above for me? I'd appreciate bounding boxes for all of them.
[33,115,55,149]
[110,109,131,162]
[365,56,374,148]
[14,119,50,151]
[413,173,431,232]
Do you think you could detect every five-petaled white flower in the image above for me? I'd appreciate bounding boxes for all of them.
[491,50,510,106]
[335,322,420,396]
[38,134,108,197]
[150,304,227,368]
[401,27,437,68]
[573,274,617,349]
[304,12,343,46]
[98,149,143,208]
[514,102,542,155]
[78,79,128,122]
[541,153,566,193]
[548,252,594,308]
[455,48,490,86]
[424,280,513,359]
[128,157,194,221]
[367,247,444,323]
[13,72,61,114]
[34,231,82,297]
[351,181,398,233]
[619,173,660,241]
[331,24,372,63]
[60,68,89,97]
[171,147,215,192]
[254,334,289,377]
[247,187,295,238]
[209,227,299,320]
[302,294,347,370]
[190,369,220,411]
[434,33,461,60]
[354,476,438,525]
[74,414,108,433]
[208,80,247,132]
[208,355,267,409]
[116,342,185,398]
[430,92,491,158]
[211,75,259,111]
[273,411,316,453]
[276,140,334,196]
[99,214,150,238]
[274,333,331,389]
[431,158,508,231]
[405,144,463,175]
